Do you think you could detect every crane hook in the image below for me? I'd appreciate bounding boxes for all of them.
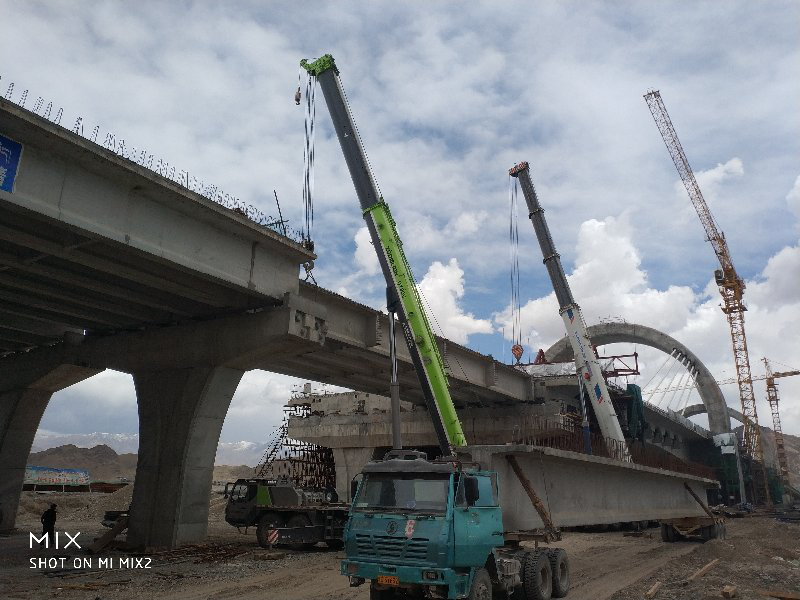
[294,86,301,105]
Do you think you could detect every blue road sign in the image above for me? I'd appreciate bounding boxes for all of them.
[0,134,23,193]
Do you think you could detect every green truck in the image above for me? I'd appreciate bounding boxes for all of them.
[223,478,348,550]
[301,55,571,599]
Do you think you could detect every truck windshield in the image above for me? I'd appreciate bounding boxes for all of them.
[354,473,450,514]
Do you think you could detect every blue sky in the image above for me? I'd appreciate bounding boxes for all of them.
[3,1,799,445]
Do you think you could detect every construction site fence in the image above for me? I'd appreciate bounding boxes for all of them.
[515,416,717,481]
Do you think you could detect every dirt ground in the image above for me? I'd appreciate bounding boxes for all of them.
[1,491,798,600]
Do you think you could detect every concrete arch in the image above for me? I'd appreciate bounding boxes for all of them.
[683,403,744,425]
[544,322,731,434]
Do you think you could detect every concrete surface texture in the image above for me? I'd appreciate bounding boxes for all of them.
[0,99,312,353]
[545,322,732,434]
[464,445,713,529]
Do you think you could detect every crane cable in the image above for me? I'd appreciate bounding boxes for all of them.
[509,176,523,363]
[301,68,316,247]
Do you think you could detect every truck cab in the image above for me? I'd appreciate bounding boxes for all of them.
[342,451,508,600]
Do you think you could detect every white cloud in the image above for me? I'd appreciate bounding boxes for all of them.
[6,1,798,440]
[417,258,493,344]
[353,226,380,276]
[693,157,744,194]
[494,202,800,436]
[787,175,800,221]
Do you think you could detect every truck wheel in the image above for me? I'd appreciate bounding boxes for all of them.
[468,568,492,600]
[701,525,712,541]
[547,548,569,598]
[369,583,396,599]
[256,512,283,548]
[287,514,316,551]
[326,539,344,550]
[660,524,675,543]
[523,549,552,600]
[511,551,531,600]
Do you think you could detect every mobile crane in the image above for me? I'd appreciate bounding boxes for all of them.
[509,162,629,455]
[301,55,570,600]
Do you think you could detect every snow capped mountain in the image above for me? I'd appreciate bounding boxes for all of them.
[32,430,268,466]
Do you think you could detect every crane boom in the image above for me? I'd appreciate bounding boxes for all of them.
[644,90,769,503]
[301,55,466,456]
[509,161,629,454]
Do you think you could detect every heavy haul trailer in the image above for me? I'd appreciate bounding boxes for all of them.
[223,478,348,550]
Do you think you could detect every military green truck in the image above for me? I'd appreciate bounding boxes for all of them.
[224,478,349,550]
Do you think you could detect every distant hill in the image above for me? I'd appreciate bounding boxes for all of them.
[32,431,270,466]
[757,426,800,489]
[734,425,800,488]
[27,444,254,483]
[28,444,137,482]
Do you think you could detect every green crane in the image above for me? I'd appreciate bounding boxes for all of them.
[300,55,466,455]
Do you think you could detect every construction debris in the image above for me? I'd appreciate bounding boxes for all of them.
[645,580,662,598]
[757,591,800,600]
[688,558,721,582]
[86,515,128,554]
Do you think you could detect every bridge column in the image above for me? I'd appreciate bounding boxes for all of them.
[332,447,376,502]
[0,362,100,532]
[128,366,244,549]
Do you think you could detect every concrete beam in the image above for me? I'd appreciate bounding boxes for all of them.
[0,99,312,301]
[296,282,533,407]
[463,445,715,529]
[128,366,244,548]
[0,363,100,532]
[288,404,561,450]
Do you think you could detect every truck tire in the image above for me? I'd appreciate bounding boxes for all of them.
[511,551,531,600]
[369,583,396,599]
[287,514,316,551]
[660,524,675,543]
[326,538,344,550]
[256,512,283,548]
[523,549,552,600]
[468,568,492,600]
[547,548,569,598]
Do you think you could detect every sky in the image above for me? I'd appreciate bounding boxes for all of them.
[2,1,799,447]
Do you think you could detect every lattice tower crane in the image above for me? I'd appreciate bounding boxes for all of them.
[644,90,770,504]
[762,358,800,488]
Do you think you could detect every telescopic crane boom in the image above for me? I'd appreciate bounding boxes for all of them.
[509,161,629,454]
[300,55,466,457]
[644,90,769,503]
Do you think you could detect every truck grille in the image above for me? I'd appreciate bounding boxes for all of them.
[355,534,429,561]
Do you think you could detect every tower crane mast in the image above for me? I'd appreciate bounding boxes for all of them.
[762,358,800,489]
[644,90,770,503]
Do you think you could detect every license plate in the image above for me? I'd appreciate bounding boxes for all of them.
[377,575,399,586]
